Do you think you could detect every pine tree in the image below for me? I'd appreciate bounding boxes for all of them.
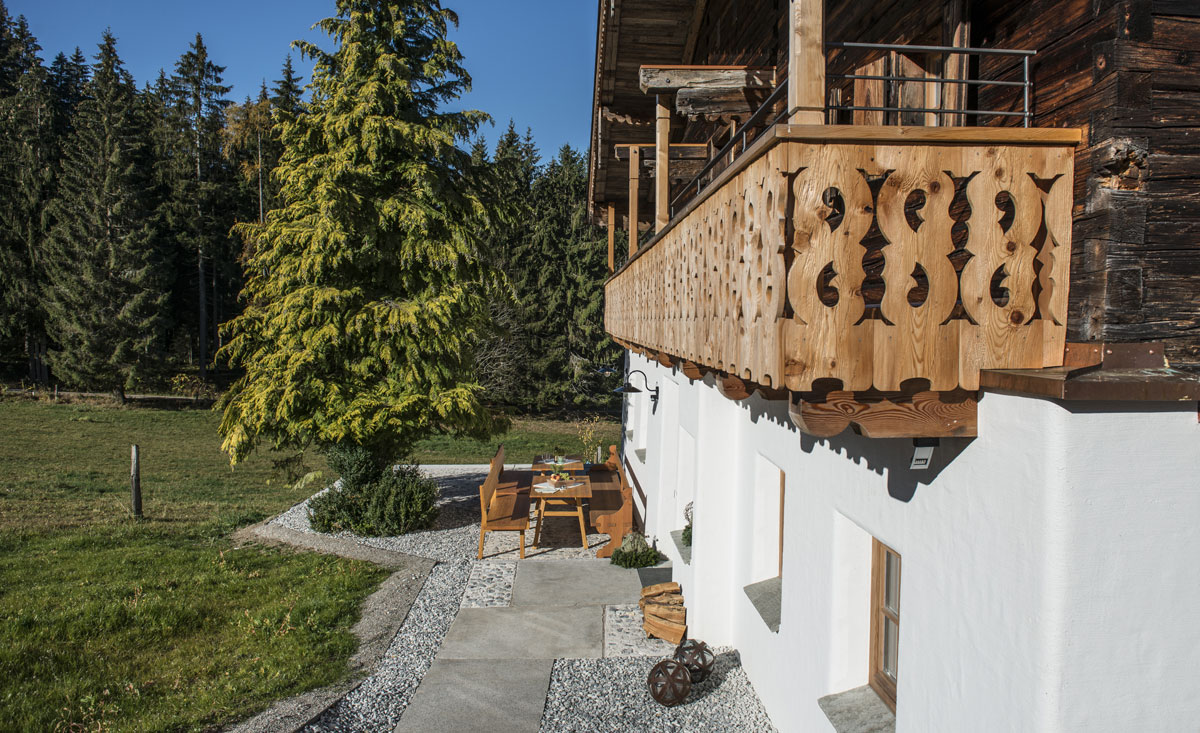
[42,31,167,399]
[218,0,503,464]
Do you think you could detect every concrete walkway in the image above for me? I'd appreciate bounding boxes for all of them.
[395,559,646,733]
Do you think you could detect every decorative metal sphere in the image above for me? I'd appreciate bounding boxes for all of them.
[673,638,716,683]
[647,659,692,707]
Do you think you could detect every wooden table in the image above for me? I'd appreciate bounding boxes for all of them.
[531,456,586,474]
[531,477,592,549]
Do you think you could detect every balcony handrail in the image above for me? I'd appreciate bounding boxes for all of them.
[825,41,1035,128]
[666,42,1037,222]
[669,82,789,218]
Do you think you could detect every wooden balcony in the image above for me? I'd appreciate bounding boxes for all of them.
[605,123,1081,430]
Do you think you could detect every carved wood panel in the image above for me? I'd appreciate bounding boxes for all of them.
[606,138,1075,394]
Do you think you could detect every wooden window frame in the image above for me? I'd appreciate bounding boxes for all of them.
[869,539,900,712]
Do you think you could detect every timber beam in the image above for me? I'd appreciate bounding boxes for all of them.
[675,87,766,119]
[788,390,978,439]
[639,65,774,95]
[615,143,708,161]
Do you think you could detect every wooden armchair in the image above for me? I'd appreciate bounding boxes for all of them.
[478,445,533,559]
[587,445,633,559]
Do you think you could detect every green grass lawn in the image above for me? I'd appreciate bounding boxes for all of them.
[412,415,621,464]
[0,398,620,732]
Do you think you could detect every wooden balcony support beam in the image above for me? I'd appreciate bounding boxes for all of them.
[606,202,616,274]
[627,145,640,256]
[640,65,774,95]
[788,0,826,124]
[676,88,759,119]
[614,144,708,161]
[788,391,979,438]
[655,96,671,232]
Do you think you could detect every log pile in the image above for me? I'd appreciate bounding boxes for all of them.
[640,581,686,644]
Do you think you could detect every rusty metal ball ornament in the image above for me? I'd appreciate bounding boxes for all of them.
[673,638,716,683]
[647,659,692,707]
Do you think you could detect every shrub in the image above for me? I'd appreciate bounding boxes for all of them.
[610,531,662,568]
[324,444,388,491]
[308,464,439,537]
[681,523,692,547]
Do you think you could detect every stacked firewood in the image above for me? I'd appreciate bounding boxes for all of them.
[640,582,686,645]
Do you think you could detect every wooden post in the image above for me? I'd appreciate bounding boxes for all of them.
[788,0,826,124]
[628,145,641,256]
[130,444,142,518]
[940,0,970,127]
[656,96,671,231]
[607,202,616,273]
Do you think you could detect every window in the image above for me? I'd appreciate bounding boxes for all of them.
[869,539,901,711]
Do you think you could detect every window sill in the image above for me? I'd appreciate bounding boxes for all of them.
[742,576,781,633]
[817,685,896,733]
[634,448,647,462]
[670,529,692,565]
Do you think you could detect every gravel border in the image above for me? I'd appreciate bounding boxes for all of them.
[540,649,777,732]
[303,561,472,732]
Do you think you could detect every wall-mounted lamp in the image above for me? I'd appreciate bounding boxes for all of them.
[613,369,659,409]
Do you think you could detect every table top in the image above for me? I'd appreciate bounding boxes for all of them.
[531,456,586,473]
[531,475,592,499]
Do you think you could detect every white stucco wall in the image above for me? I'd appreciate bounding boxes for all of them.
[620,352,1200,733]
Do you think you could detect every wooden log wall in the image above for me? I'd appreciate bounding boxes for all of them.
[605,129,1076,393]
[978,0,1200,367]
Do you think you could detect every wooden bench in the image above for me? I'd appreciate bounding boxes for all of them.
[587,445,633,559]
[477,445,534,559]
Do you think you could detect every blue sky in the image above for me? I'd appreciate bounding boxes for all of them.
[7,0,596,159]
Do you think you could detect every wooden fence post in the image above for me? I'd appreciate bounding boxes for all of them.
[131,444,142,518]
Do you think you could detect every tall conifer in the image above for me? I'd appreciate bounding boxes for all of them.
[42,31,166,399]
[169,33,232,379]
[218,0,502,464]
[0,16,55,382]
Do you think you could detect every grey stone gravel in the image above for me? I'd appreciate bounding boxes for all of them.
[604,604,676,658]
[302,560,470,732]
[461,561,516,608]
[540,650,777,732]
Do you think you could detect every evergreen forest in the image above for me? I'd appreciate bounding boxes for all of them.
[0,2,620,413]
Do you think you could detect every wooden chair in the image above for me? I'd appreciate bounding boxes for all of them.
[587,445,634,559]
[478,445,533,559]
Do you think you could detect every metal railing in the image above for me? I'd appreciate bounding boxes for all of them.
[666,42,1036,220]
[669,82,789,218]
[825,41,1035,127]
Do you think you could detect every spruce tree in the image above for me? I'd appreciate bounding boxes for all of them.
[270,54,304,117]
[218,0,502,464]
[168,33,233,379]
[224,85,274,224]
[0,15,55,382]
[42,31,167,399]
[527,145,619,407]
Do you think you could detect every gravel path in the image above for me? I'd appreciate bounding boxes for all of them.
[540,650,777,732]
[263,466,776,732]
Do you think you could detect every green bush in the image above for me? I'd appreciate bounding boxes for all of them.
[610,531,662,569]
[308,464,439,537]
[324,444,388,492]
[681,523,692,547]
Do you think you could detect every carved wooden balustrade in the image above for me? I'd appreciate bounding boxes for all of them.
[605,125,1081,415]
